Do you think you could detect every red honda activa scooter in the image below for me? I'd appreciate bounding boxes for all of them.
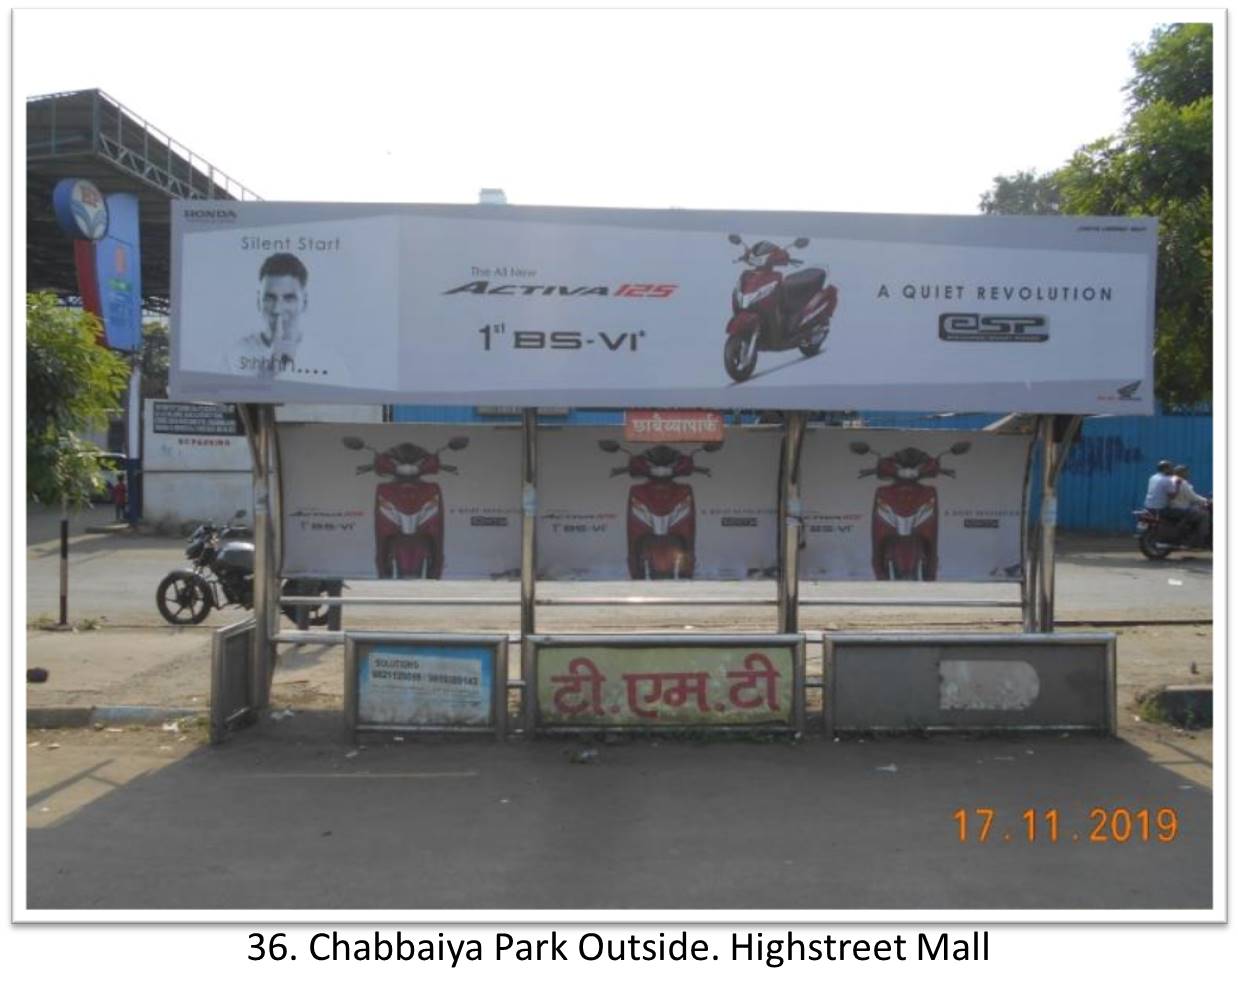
[849,440,971,581]
[723,233,839,383]
[598,439,723,580]
[342,435,469,579]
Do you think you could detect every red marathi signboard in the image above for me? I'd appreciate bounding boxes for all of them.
[624,409,725,443]
[534,643,796,727]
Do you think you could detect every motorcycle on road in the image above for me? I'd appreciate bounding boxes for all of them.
[1133,501,1213,559]
[156,511,342,627]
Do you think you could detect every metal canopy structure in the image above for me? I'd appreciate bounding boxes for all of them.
[26,88,260,313]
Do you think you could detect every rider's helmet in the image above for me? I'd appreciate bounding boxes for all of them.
[1157,459,1173,473]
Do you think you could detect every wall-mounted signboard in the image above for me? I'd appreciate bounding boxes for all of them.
[171,202,1156,414]
[344,634,508,738]
[526,635,804,732]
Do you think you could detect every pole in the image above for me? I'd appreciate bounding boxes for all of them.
[1021,417,1042,633]
[125,363,141,524]
[1037,416,1057,632]
[1038,415,1083,633]
[778,412,806,634]
[520,408,537,639]
[58,503,69,627]
[240,404,276,709]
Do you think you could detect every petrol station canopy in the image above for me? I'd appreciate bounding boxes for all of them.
[170,201,1156,415]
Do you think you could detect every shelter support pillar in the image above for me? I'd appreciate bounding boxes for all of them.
[1021,417,1042,633]
[240,404,279,708]
[778,412,807,634]
[1037,414,1083,633]
[520,409,537,640]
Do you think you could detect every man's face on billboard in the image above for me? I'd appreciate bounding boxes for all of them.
[258,274,307,338]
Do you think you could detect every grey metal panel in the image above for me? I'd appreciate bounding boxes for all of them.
[826,632,1115,733]
[210,618,258,745]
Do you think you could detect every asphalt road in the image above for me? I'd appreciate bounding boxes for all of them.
[26,718,1212,911]
[24,505,1213,631]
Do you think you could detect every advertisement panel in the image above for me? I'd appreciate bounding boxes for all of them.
[171,203,1156,414]
[532,640,799,729]
[357,644,494,727]
[800,428,1032,582]
[345,635,507,736]
[278,423,521,580]
[537,426,779,580]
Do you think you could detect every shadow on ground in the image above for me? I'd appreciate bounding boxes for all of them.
[27,714,1212,911]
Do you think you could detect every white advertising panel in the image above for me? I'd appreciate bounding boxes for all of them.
[537,426,779,581]
[171,203,1156,414]
[278,423,521,580]
[800,429,1032,582]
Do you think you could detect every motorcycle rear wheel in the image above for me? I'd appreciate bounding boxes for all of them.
[156,572,213,625]
[724,331,758,382]
[281,579,342,629]
[799,320,830,357]
[1138,532,1173,560]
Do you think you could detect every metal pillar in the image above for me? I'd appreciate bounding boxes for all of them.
[1037,415,1082,632]
[240,404,278,708]
[520,409,537,639]
[1021,417,1042,633]
[778,412,807,634]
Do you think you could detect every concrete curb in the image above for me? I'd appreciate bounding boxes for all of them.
[27,705,207,729]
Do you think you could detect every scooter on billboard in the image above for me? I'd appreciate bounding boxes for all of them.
[849,440,971,581]
[598,439,723,580]
[341,434,470,579]
[723,233,839,383]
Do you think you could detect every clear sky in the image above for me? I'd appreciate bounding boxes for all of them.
[14,7,1202,215]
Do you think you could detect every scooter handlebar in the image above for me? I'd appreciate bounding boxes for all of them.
[610,466,630,477]
[694,467,712,476]
[439,464,458,474]
[355,462,374,475]
[940,468,957,478]
[858,468,878,478]
[787,257,803,266]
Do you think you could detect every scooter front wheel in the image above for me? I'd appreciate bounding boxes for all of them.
[724,331,758,382]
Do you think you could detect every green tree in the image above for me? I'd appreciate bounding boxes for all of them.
[27,292,130,509]
[978,169,1061,216]
[980,23,1212,405]
[139,320,169,399]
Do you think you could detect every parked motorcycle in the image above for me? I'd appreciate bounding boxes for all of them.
[598,439,722,580]
[723,233,839,383]
[342,434,469,579]
[1133,501,1212,559]
[156,511,342,627]
[849,440,971,581]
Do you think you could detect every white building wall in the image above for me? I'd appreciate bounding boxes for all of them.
[141,399,383,527]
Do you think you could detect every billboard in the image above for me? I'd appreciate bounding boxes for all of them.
[800,428,1032,581]
[170,203,1156,414]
